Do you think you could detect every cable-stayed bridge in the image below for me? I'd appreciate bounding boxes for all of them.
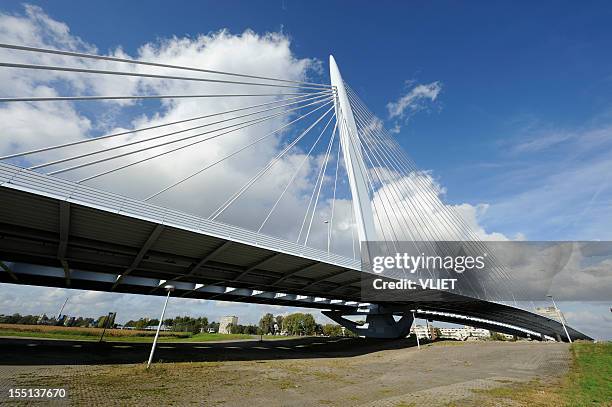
[0,44,589,341]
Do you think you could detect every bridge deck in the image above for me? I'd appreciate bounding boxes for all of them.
[0,163,591,341]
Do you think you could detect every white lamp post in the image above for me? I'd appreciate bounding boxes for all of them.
[410,309,420,349]
[547,295,572,343]
[147,284,175,368]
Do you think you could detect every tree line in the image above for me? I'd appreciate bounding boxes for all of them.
[258,313,354,337]
[0,313,213,332]
[0,313,98,327]
[1,312,353,337]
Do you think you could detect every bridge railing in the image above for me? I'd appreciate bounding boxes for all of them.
[0,162,361,272]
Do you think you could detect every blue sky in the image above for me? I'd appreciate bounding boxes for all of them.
[4,0,609,239]
[0,1,610,338]
[1,1,611,239]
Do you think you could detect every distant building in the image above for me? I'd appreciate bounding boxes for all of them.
[144,325,170,331]
[463,326,490,339]
[436,325,490,341]
[410,325,431,340]
[534,306,565,323]
[438,327,465,340]
[219,316,238,334]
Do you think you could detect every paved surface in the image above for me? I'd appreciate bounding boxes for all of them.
[0,337,570,406]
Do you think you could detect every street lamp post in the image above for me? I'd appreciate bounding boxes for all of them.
[410,309,420,349]
[147,284,175,368]
[547,295,572,343]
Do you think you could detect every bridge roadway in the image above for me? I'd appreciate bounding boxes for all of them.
[0,162,590,341]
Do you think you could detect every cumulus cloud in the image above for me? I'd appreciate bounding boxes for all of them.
[370,170,511,242]
[0,5,330,246]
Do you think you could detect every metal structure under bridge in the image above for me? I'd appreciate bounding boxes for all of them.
[0,43,590,342]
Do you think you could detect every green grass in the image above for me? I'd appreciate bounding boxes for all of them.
[0,328,258,342]
[471,378,565,407]
[0,325,304,343]
[565,342,612,406]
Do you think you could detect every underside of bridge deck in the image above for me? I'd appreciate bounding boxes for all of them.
[0,163,592,342]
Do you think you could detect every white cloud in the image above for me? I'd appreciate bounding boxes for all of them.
[0,94,92,153]
[386,81,442,120]
[0,5,94,54]
[0,5,327,246]
[370,170,511,242]
[389,123,401,134]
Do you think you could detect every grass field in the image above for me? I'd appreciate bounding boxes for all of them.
[565,342,611,405]
[0,323,264,342]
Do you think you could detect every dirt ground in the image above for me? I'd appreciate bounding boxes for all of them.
[0,337,570,406]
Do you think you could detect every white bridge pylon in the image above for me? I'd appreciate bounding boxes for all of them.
[329,55,378,245]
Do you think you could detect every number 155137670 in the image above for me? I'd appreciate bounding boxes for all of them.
[8,388,67,398]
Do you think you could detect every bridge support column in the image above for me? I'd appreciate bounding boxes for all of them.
[323,304,413,339]
[329,55,378,250]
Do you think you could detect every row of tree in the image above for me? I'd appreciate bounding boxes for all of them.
[258,313,284,334]
[282,313,317,335]
[2,312,354,337]
[0,313,100,327]
[227,324,260,335]
[258,313,354,337]
[1,313,46,325]
[1,313,212,331]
